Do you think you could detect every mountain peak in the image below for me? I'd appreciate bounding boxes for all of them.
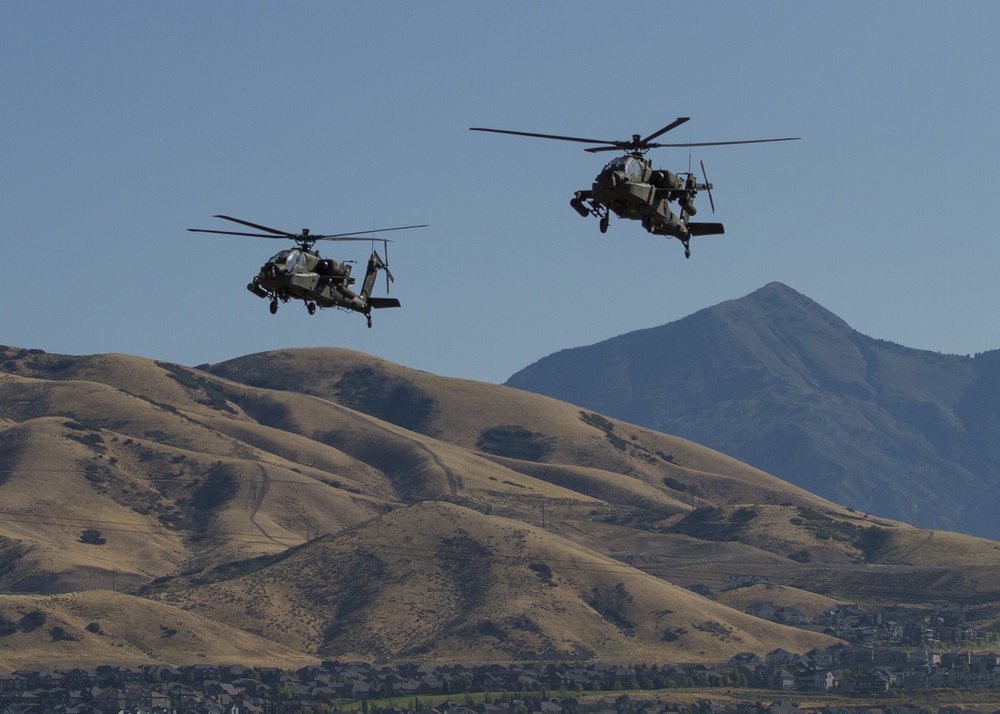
[710,282,852,335]
[507,283,861,415]
[506,284,997,538]
[754,280,803,297]
[746,282,820,312]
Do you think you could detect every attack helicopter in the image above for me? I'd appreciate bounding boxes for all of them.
[188,215,427,327]
[471,117,799,258]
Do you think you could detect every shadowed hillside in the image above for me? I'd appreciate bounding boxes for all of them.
[2,343,1000,670]
[506,282,1000,539]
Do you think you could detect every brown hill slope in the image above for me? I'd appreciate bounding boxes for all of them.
[0,591,316,671]
[204,348,833,507]
[144,500,835,664]
[2,344,1000,669]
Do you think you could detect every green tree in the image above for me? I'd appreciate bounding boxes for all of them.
[79,529,106,545]
[49,626,71,641]
[19,610,46,632]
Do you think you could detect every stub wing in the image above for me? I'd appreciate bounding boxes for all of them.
[687,222,725,236]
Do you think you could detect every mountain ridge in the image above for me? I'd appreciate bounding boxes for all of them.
[505,282,1000,538]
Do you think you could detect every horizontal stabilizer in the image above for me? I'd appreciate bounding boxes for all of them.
[688,222,725,236]
[368,297,402,310]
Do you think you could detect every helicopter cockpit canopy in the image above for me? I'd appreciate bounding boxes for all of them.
[267,249,307,272]
[604,155,644,179]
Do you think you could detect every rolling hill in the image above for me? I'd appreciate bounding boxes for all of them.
[506,282,1000,539]
[1,343,999,671]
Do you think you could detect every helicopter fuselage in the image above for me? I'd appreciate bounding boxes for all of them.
[567,154,725,258]
[189,215,420,326]
[248,247,399,320]
[468,117,796,259]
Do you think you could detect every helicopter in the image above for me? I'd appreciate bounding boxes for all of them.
[471,117,799,258]
[188,215,427,327]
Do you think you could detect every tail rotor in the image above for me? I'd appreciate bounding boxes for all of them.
[700,160,716,213]
[383,239,395,293]
[371,238,394,293]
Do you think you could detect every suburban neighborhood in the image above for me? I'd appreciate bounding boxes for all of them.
[4,598,1000,714]
[730,591,996,649]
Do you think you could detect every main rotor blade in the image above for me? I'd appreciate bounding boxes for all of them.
[641,117,691,144]
[315,224,428,240]
[470,127,615,146]
[315,236,395,242]
[649,137,801,148]
[189,228,392,241]
[187,228,289,238]
[213,215,294,237]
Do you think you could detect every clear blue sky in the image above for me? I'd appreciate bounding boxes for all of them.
[3,3,998,383]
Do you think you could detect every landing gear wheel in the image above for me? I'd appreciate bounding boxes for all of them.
[269,299,278,315]
[683,243,691,259]
[307,302,316,315]
[366,314,373,329]
[599,216,609,234]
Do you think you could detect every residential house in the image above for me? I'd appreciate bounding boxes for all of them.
[765,649,798,667]
[803,648,837,669]
[745,603,778,620]
[768,670,795,691]
[795,669,835,692]
[773,607,809,626]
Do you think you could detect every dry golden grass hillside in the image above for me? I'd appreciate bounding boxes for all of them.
[0,591,316,671]
[143,500,836,664]
[2,344,999,670]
